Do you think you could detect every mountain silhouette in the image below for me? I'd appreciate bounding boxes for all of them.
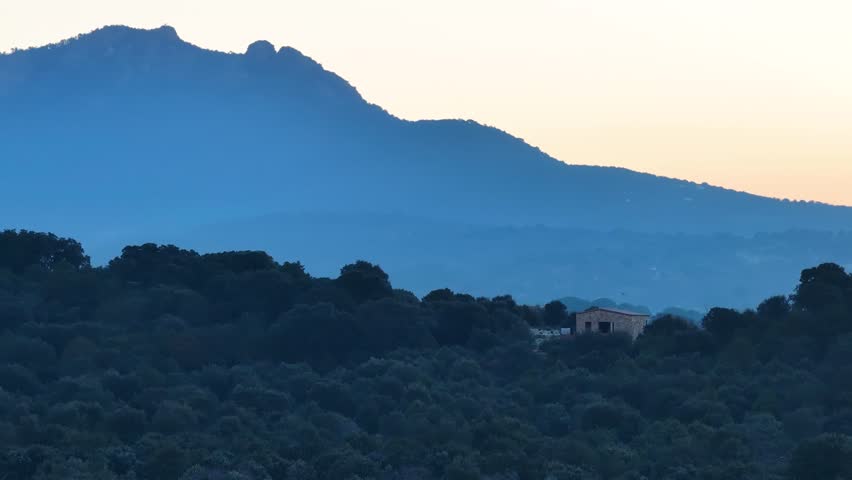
[2,25,851,308]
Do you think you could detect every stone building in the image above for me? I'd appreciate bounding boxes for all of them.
[575,307,649,340]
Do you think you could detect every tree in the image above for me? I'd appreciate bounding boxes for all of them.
[137,441,188,480]
[0,447,45,480]
[581,401,643,441]
[354,298,437,355]
[789,433,852,480]
[268,303,358,366]
[644,315,695,337]
[108,243,202,287]
[337,261,393,303]
[431,301,489,347]
[423,288,456,303]
[106,407,147,441]
[201,250,277,273]
[0,229,90,273]
[757,295,791,321]
[702,308,748,343]
[793,263,851,312]
[542,301,568,326]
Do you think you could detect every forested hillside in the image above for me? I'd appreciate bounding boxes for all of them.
[1,230,852,479]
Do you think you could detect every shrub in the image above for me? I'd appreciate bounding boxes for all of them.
[101,369,142,401]
[0,364,41,394]
[0,334,57,370]
[152,401,198,434]
[789,433,852,480]
[103,445,138,475]
[106,407,147,441]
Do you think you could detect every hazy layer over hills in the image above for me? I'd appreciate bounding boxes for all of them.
[2,25,851,309]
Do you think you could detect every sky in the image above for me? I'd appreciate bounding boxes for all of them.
[2,0,851,205]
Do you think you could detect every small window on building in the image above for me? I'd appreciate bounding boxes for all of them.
[584,321,592,332]
[599,321,612,333]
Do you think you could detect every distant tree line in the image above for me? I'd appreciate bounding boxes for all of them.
[1,229,852,479]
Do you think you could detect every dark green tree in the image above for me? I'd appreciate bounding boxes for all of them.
[789,433,852,480]
[337,260,393,303]
[0,229,90,273]
[543,300,568,326]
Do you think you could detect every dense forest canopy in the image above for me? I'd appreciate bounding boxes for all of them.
[2,229,852,479]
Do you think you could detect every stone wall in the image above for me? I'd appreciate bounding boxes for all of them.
[575,310,648,340]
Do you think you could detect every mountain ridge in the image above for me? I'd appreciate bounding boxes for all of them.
[0,25,844,209]
[3,25,852,310]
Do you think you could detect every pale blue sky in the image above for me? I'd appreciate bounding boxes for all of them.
[2,0,851,204]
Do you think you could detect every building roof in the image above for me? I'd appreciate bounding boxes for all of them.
[579,307,649,317]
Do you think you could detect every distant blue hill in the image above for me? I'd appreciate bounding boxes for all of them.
[555,297,704,323]
[162,213,850,310]
[556,296,652,316]
[2,26,851,309]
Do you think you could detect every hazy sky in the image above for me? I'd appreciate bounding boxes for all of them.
[2,1,851,205]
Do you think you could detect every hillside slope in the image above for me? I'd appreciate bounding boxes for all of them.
[3,26,852,309]
[1,25,850,242]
